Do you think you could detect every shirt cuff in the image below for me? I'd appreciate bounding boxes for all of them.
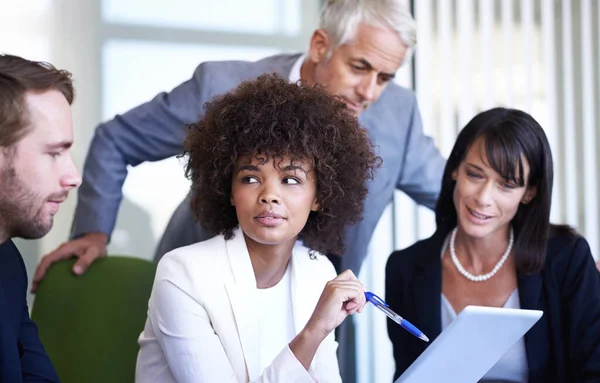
[265,345,315,383]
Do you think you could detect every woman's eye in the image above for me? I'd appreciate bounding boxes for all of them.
[466,171,482,179]
[283,177,300,185]
[242,176,258,184]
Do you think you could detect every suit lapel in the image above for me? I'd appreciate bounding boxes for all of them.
[517,273,543,311]
[411,263,442,342]
[289,248,318,335]
[224,229,260,380]
[411,233,445,343]
[518,272,545,375]
[0,260,20,382]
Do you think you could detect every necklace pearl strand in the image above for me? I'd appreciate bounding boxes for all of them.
[449,227,514,282]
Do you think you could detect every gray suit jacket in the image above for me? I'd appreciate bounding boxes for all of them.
[72,53,446,274]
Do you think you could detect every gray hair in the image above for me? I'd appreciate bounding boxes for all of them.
[319,0,417,65]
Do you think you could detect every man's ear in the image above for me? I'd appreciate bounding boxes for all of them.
[308,29,331,64]
[521,186,537,204]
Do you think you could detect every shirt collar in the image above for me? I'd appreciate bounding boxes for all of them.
[288,54,305,83]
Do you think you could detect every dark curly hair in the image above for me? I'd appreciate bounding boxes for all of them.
[182,73,381,255]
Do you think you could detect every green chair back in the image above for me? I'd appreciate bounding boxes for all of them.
[31,256,156,383]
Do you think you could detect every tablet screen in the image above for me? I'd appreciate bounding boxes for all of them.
[395,305,543,383]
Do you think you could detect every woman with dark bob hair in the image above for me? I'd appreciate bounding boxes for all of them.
[386,107,600,382]
[136,74,381,382]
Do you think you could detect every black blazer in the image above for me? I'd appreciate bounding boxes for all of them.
[385,230,600,383]
[0,240,59,382]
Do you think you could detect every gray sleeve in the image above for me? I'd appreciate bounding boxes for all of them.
[153,193,217,262]
[395,95,446,210]
[71,63,217,239]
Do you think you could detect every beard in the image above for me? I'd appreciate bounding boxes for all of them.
[0,164,55,240]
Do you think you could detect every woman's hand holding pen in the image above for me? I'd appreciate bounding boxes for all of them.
[290,269,367,369]
[305,269,367,339]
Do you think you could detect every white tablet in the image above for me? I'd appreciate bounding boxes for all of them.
[395,305,543,383]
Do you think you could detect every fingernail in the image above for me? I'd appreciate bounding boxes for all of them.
[73,266,83,275]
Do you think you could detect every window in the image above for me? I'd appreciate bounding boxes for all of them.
[102,0,301,35]
[99,0,318,256]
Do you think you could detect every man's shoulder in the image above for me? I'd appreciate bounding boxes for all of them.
[0,240,27,329]
[0,239,19,253]
[193,53,301,84]
[364,82,418,122]
[0,240,25,275]
[379,82,418,105]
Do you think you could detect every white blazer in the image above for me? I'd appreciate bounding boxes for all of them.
[135,227,342,383]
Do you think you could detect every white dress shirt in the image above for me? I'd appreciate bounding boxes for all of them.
[257,263,295,374]
[288,54,304,83]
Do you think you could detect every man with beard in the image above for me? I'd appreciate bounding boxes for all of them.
[0,54,81,382]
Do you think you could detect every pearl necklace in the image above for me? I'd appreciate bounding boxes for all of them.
[449,227,514,282]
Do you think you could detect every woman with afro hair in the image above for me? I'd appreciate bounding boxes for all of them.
[136,73,381,383]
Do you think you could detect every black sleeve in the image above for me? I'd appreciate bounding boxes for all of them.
[19,304,60,382]
[14,244,60,382]
[561,238,600,381]
[386,253,418,381]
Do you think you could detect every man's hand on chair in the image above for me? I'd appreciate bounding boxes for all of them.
[31,232,108,293]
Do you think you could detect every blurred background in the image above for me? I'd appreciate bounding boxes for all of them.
[1,0,599,382]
